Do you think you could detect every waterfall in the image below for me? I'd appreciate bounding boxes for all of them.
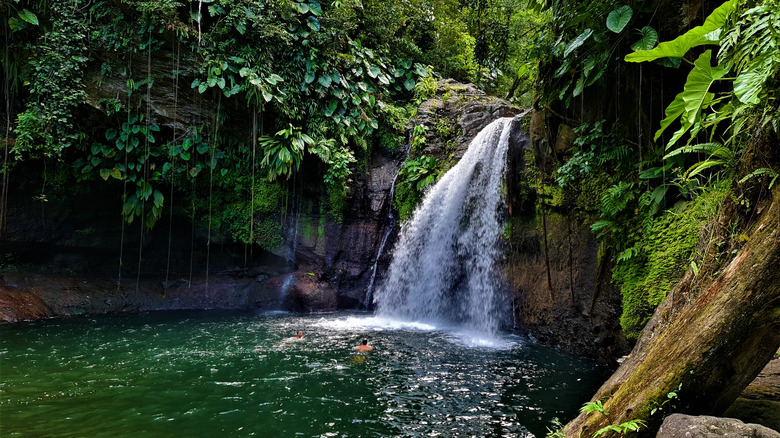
[374,117,514,335]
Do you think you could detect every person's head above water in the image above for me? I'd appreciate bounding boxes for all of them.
[356,338,373,352]
[295,331,303,339]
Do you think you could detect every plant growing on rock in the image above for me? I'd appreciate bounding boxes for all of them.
[580,400,646,437]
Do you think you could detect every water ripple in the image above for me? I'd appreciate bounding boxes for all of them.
[0,311,606,437]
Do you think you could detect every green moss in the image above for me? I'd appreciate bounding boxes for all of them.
[326,185,347,223]
[613,182,729,339]
[255,180,285,214]
[434,117,457,139]
[254,217,284,251]
[569,169,620,212]
[394,181,423,222]
[376,127,402,152]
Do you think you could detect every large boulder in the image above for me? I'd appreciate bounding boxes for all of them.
[657,414,780,438]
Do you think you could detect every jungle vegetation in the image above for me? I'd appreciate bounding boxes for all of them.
[2,0,779,344]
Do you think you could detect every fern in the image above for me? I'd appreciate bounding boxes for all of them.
[600,182,636,219]
[664,142,737,180]
[739,167,779,189]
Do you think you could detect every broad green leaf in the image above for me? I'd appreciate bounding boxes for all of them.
[18,9,39,25]
[123,196,137,216]
[142,182,153,201]
[631,26,658,51]
[564,29,593,58]
[100,169,110,181]
[681,51,727,125]
[307,16,320,31]
[606,6,632,33]
[153,190,164,208]
[8,17,21,32]
[657,57,682,68]
[309,0,323,15]
[295,2,310,14]
[734,56,773,104]
[110,168,122,179]
[318,75,332,88]
[265,74,284,85]
[261,87,273,102]
[573,75,585,97]
[367,65,381,78]
[625,0,736,62]
[404,78,415,91]
[197,142,209,154]
[324,100,338,117]
[655,51,727,147]
[304,71,316,84]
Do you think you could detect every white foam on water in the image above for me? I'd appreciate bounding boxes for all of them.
[311,315,520,350]
[312,315,439,332]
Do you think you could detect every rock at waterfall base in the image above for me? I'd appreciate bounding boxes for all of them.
[657,414,780,438]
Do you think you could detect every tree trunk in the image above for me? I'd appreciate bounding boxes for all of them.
[565,185,780,438]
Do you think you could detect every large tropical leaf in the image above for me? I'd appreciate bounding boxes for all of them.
[625,0,736,63]
[606,6,633,33]
[18,9,39,25]
[631,27,658,51]
[654,51,727,147]
[564,29,593,58]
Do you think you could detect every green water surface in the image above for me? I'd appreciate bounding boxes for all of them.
[0,311,605,437]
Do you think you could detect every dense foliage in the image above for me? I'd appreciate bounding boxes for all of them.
[541,0,780,339]
[3,0,778,348]
[1,0,546,248]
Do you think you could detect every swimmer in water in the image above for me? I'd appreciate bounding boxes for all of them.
[284,330,303,343]
[355,338,373,352]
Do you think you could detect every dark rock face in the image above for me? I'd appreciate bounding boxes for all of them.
[503,213,629,363]
[0,272,276,319]
[657,414,780,438]
[256,271,337,313]
[725,358,780,432]
[412,79,523,163]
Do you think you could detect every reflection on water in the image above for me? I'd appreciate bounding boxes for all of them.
[0,311,606,437]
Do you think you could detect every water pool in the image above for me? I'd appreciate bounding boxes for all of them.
[0,311,606,437]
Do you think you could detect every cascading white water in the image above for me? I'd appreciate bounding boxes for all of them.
[374,117,514,335]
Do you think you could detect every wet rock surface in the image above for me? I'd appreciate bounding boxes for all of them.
[503,213,629,363]
[656,414,780,438]
[0,271,281,322]
[724,358,780,432]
